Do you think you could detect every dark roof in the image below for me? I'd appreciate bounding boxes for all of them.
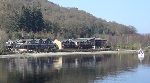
[75,38,107,42]
[60,38,107,43]
[17,38,53,42]
[61,39,76,43]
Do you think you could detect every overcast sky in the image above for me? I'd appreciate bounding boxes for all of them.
[49,0,150,34]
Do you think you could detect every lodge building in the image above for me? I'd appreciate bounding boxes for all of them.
[6,38,108,53]
[61,38,107,49]
[6,38,56,53]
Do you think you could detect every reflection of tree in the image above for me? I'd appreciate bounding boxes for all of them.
[141,54,150,65]
[0,60,8,83]
[1,54,150,83]
[95,54,138,79]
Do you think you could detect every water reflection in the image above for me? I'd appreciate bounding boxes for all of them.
[0,53,150,83]
[138,51,145,63]
[138,55,144,63]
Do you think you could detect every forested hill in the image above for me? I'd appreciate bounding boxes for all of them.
[0,0,137,39]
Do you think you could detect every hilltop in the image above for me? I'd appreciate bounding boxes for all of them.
[0,0,137,39]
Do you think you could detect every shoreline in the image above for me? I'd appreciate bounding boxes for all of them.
[0,50,137,58]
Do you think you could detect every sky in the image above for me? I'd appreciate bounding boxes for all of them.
[49,0,150,34]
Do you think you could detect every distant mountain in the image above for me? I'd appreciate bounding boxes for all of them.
[0,0,137,38]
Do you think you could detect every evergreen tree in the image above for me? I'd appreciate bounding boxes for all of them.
[19,7,45,33]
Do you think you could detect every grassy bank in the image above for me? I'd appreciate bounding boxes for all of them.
[0,50,137,58]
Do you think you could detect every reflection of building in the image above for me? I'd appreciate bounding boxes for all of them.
[53,57,63,70]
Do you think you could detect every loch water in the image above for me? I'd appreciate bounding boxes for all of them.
[0,53,150,83]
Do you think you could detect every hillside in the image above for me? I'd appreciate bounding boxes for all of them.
[43,1,137,37]
[0,0,150,54]
[0,0,137,39]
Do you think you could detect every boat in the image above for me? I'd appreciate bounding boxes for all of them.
[138,49,144,59]
[138,49,144,58]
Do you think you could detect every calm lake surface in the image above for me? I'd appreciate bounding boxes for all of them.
[0,53,150,83]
